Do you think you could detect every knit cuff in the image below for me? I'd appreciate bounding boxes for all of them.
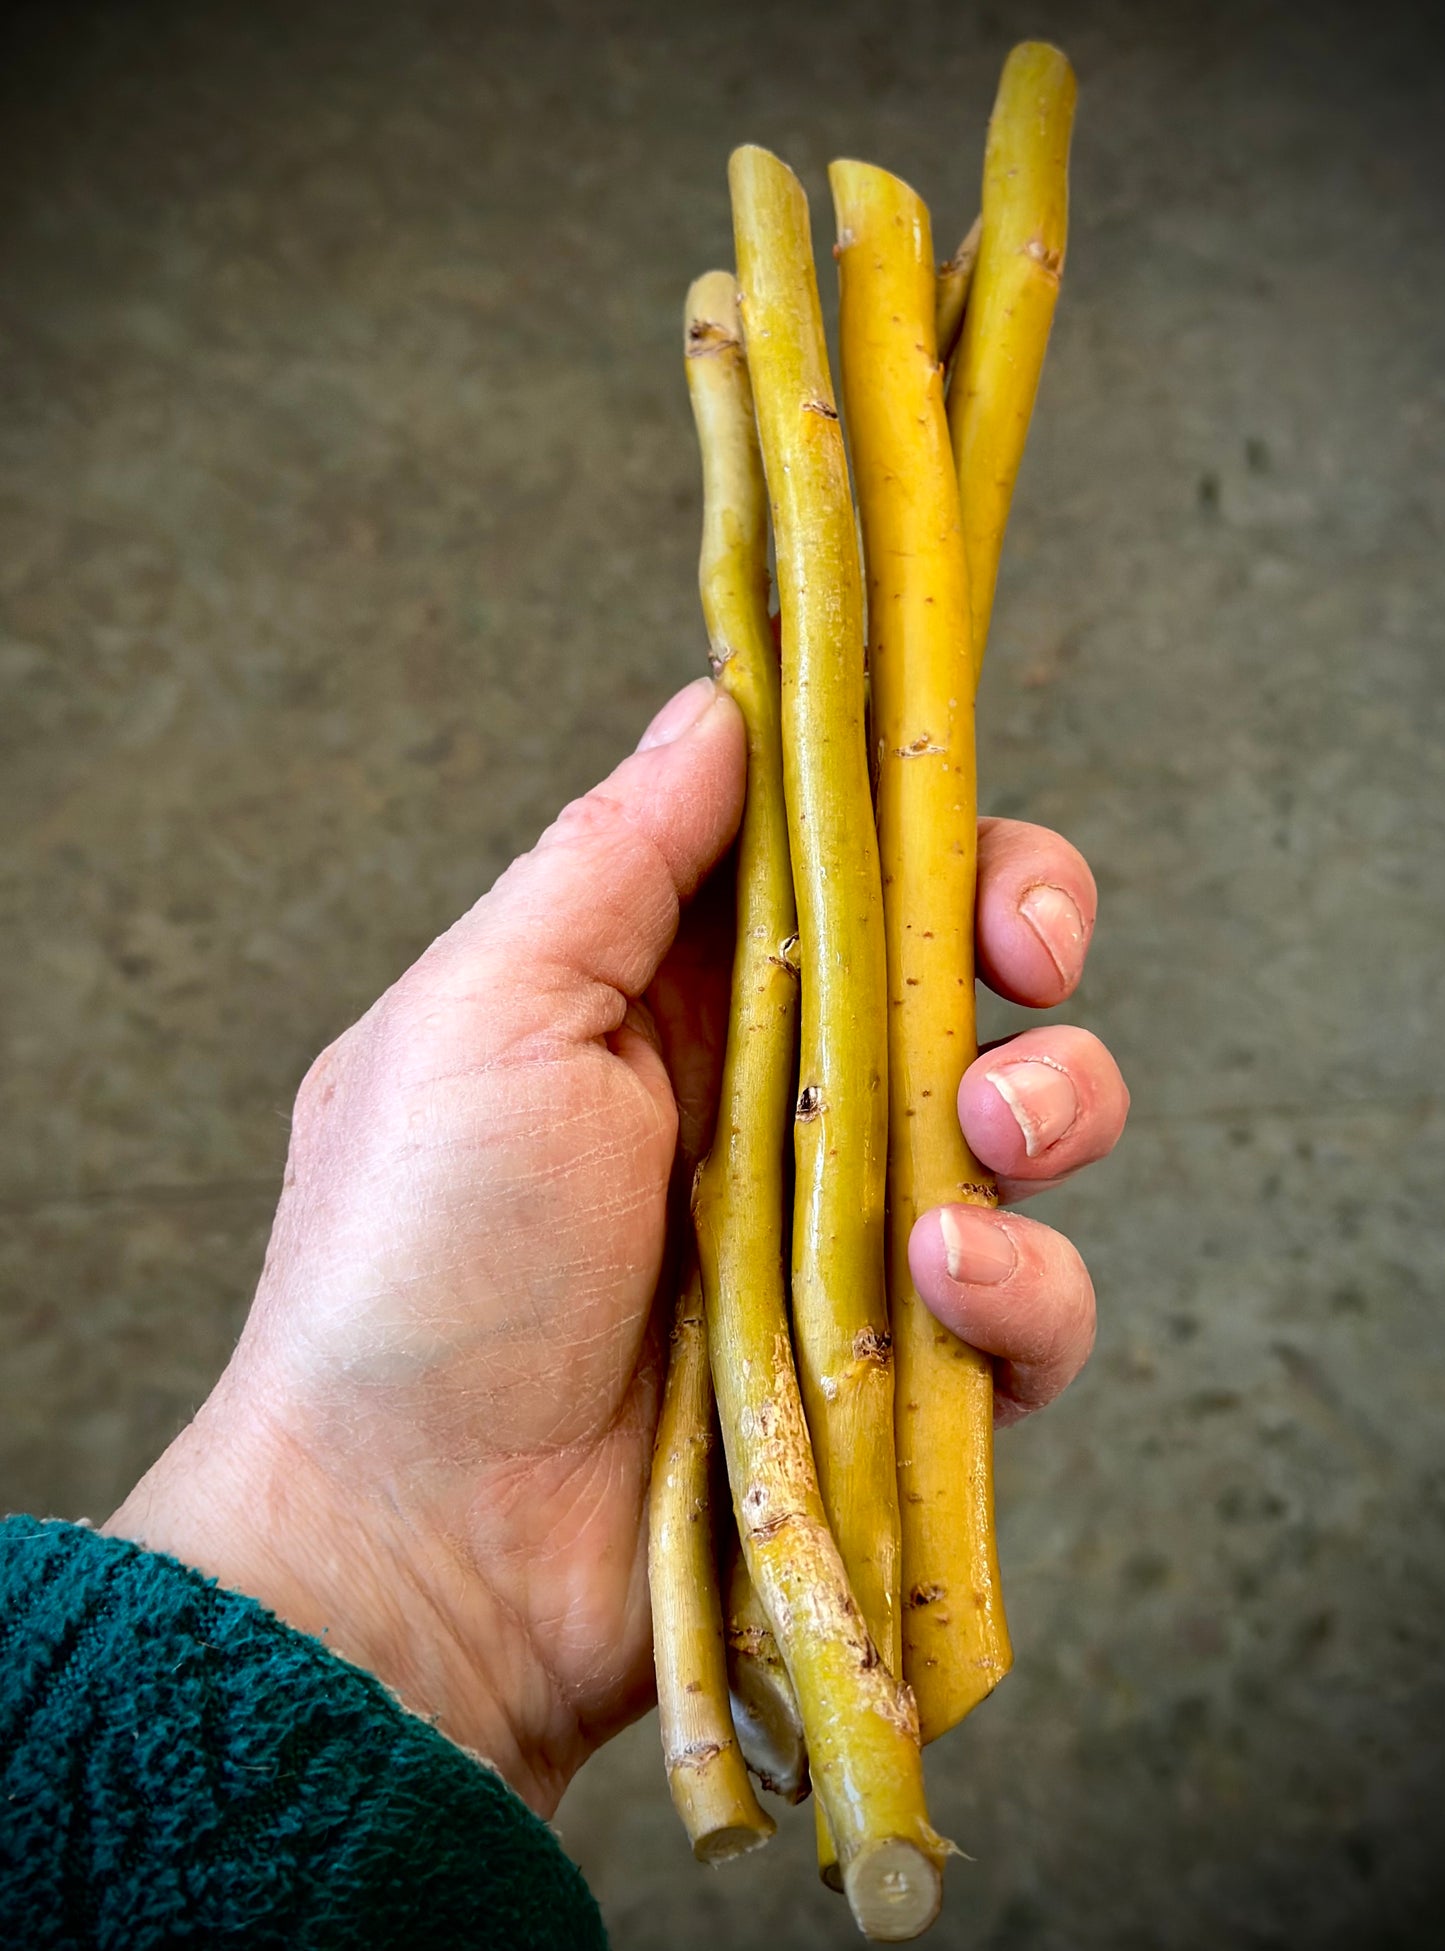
[0,1515,605,1950]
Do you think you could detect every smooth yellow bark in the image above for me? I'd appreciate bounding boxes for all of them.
[831,159,1012,1749]
[949,42,1076,683]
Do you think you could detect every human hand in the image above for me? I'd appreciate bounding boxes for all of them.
[107,675,1127,1816]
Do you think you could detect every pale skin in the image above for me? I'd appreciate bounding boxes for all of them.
[107,674,1128,1818]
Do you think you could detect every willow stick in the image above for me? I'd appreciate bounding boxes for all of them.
[726,148,941,1939]
[732,139,899,1725]
[934,214,981,370]
[949,42,1076,683]
[648,272,794,1864]
[650,1253,776,1860]
[680,271,810,1835]
[723,1534,809,1804]
[831,161,1012,1747]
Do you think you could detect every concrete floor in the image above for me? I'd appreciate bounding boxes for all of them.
[3,0,1442,1944]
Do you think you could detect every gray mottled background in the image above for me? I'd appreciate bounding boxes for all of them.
[2,0,1442,1944]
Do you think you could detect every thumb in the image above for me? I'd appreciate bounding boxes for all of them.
[443,676,745,1024]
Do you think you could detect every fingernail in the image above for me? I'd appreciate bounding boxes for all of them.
[937,1206,1017,1285]
[637,676,717,751]
[986,1060,1079,1159]
[1019,882,1086,986]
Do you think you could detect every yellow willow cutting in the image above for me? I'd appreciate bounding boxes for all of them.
[950,41,1076,683]
[723,152,944,1940]
[933,214,981,369]
[649,1250,775,1860]
[831,159,1011,1744]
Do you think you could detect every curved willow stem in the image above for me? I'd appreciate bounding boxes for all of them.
[949,42,1076,683]
[934,214,981,369]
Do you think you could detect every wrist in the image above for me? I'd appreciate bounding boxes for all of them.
[104,1374,575,1814]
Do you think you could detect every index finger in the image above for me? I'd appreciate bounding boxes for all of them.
[975,817,1098,1008]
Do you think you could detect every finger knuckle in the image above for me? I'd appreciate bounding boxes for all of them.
[1058,1242,1097,1358]
[290,1034,351,1146]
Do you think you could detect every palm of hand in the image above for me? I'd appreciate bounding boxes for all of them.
[235,776,732,1804]
[286,1031,674,1707]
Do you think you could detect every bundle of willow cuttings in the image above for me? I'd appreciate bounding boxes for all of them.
[647,44,1076,1942]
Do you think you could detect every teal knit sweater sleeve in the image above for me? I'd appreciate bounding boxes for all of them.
[0,1516,606,1950]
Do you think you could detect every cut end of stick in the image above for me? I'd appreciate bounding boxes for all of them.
[665,1740,779,1861]
[685,270,744,356]
[729,1679,811,1805]
[999,40,1077,106]
[828,158,928,248]
[728,142,798,207]
[693,1817,778,1865]
[842,1839,943,1942]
